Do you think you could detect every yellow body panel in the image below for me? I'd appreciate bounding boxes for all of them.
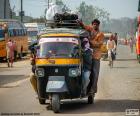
[0,41,6,57]
[36,58,80,65]
[8,36,28,53]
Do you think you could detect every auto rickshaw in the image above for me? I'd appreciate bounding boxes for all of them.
[101,33,112,60]
[31,24,94,112]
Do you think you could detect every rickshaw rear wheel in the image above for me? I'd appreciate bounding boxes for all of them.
[88,95,94,104]
[52,94,60,113]
[39,99,46,104]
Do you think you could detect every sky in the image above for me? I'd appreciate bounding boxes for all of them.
[10,0,139,19]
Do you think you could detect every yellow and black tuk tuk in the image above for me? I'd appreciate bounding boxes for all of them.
[31,26,94,113]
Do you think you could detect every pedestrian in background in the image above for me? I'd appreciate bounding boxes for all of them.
[107,34,116,66]
[6,39,15,67]
[13,41,17,61]
[20,45,23,59]
[124,39,127,45]
[113,33,118,46]
[113,33,118,54]
[129,37,134,53]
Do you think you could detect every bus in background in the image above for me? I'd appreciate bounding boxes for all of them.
[24,23,45,45]
[0,19,28,60]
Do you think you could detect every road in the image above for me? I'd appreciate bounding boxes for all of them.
[0,45,140,116]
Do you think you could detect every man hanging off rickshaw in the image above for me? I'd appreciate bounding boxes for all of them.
[77,19,104,96]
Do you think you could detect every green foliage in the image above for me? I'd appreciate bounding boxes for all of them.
[30,17,45,23]
[55,0,70,12]
[105,18,137,38]
[56,0,64,5]
[77,1,110,25]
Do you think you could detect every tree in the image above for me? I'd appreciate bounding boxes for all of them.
[55,0,70,12]
[55,0,64,6]
[78,2,86,19]
[77,2,110,25]
[30,16,45,23]
[103,17,137,38]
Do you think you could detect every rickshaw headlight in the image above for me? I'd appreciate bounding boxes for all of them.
[36,68,45,77]
[69,68,80,77]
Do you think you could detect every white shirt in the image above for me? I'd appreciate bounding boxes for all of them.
[107,39,116,50]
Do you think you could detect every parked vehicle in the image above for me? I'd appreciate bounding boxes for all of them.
[24,23,45,45]
[101,33,112,60]
[0,19,28,60]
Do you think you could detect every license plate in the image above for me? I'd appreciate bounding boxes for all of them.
[47,81,64,89]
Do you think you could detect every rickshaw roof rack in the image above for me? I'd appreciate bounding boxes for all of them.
[45,19,82,29]
[39,27,90,38]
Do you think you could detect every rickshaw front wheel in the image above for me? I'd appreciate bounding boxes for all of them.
[52,94,60,113]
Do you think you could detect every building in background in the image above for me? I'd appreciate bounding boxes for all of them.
[0,0,11,19]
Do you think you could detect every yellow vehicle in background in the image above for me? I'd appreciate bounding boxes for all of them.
[24,23,45,45]
[101,33,112,59]
[0,19,28,60]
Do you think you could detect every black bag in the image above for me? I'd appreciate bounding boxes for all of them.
[54,13,79,28]
[54,12,78,21]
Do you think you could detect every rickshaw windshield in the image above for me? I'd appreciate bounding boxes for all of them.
[38,42,79,58]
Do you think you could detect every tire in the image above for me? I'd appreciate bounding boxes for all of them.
[39,98,46,104]
[52,94,60,113]
[88,95,94,104]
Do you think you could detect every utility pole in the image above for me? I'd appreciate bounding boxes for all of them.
[11,5,15,19]
[4,0,6,19]
[48,0,50,9]
[21,0,23,22]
